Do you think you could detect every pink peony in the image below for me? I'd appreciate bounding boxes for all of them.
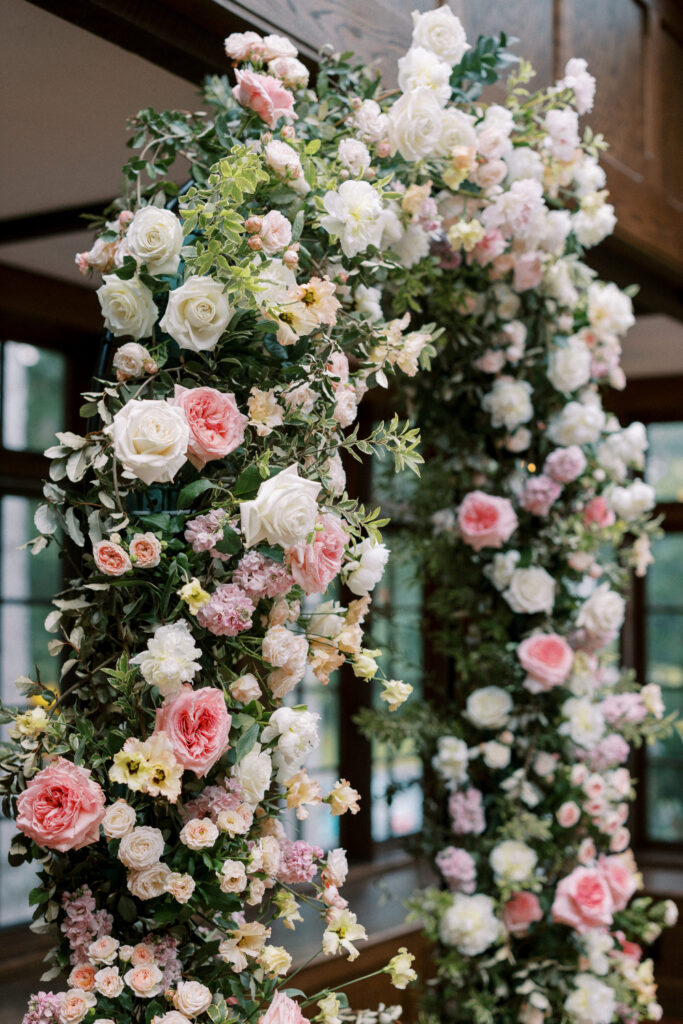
[233,551,294,599]
[17,758,105,852]
[582,496,615,529]
[197,583,255,636]
[517,633,574,692]
[544,446,586,484]
[173,385,247,470]
[598,854,638,911]
[277,839,323,884]
[458,491,518,551]
[93,540,131,576]
[155,686,231,777]
[260,993,307,1024]
[286,514,347,594]
[435,846,476,893]
[520,474,562,516]
[232,69,296,129]
[503,891,543,935]
[449,787,486,835]
[551,866,614,933]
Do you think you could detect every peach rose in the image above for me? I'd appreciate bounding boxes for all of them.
[88,936,120,965]
[458,490,518,551]
[93,540,131,576]
[94,966,124,999]
[551,866,614,933]
[16,758,105,852]
[517,633,574,692]
[60,990,96,1024]
[124,963,163,997]
[503,891,543,936]
[130,943,156,966]
[260,992,307,1024]
[598,854,638,911]
[286,514,347,595]
[129,532,162,568]
[155,686,231,777]
[232,70,296,129]
[173,385,248,471]
[67,964,96,991]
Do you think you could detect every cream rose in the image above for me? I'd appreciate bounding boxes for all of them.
[481,377,533,431]
[504,566,555,615]
[59,990,97,1024]
[219,858,248,893]
[112,341,155,379]
[173,981,213,1017]
[105,398,189,485]
[179,818,219,850]
[160,276,232,352]
[127,206,183,276]
[411,5,469,65]
[388,88,443,161]
[576,583,625,636]
[94,967,124,999]
[124,964,164,997]
[97,275,157,340]
[101,800,136,839]
[127,862,172,900]
[118,826,164,870]
[439,893,500,955]
[240,464,320,549]
[548,401,606,446]
[466,687,512,730]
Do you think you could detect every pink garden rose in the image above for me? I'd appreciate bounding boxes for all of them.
[17,758,105,852]
[129,532,162,568]
[286,514,347,594]
[544,445,586,484]
[232,69,296,129]
[582,495,615,529]
[598,854,638,911]
[458,491,518,551]
[551,866,614,933]
[155,687,231,777]
[503,891,543,935]
[173,385,247,471]
[93,540,131,576]
[517,633,574,692]
[260,993,307,1024]
[519,474,562,517]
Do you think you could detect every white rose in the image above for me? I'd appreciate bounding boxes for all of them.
[112,342,154,379]
[548,336,592,394]
[94,967,124,999]
[320,180,384,258]
[547,400,605,446]
[392,222,430,269]
[353,99,389,141]
[160,276,231,352]
[439,893,500,955]
[559,697,605,749]
[432,735,469,787]
[608,479,655,522]
[240,464,320,549]
[485,550,520,591]
[261,706,320,780]
[587,282,634,339]
[466,686,512,730]
[127,862,172,900]
[504,567,555,615]
[434,108,476,157]
[261,33,298,60]
[234,744,272,807]
[354,284,383,322]
[577,582,625,636]
[481,377,533,431]
[397,46,452,106]
[564,974,615,1024]
[489,840,537,884]
[387,87,443,161]
[179,818,219,850]
[267,55,309,88]
[126,206,183,276]
[263,625,308,672]
[337,138,371,176]
[173,980,213,1017]
[97,275,157,340]
[411,6,469,65]
[102,800,136,839]
[131,621,201,696]
[105,399,189,485]
[482,741,511,769]
[118,826,164,870]
[264,140,310,194]
[345,538,389,596]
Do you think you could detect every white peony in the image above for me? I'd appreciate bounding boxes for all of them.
[504,567,555,615]
[466,687,512,730]
[432,735,469,788]
[559,696,605,749]
[485,550,521,591]
[105,398,189,485]
[353,99,390,142]
[547,401,605,446]
[572,202,616,247]
[397,46,452,106]
[608,479,655,522]
[126,206,183,276]
[489,840,537,885]
[481,377,533,431]
[240,464,320,549]
[547,336,592,394]
[411,6,469,66]
[345,538,389,596]
[576,583,625,636]
[97,275,157,340]
[439,893,500,955]
[234,744,272,808]
[320,180,384,257]
[118,826,164,870]
[387,88,444,161]
[131,621,201,696]
[261,706,320,781]
[587,282,634,339]
[564,973,616,1024]
[392,222,431,268]
[160,275,232,352]
[337,138,371,176]
[573,156,606,197]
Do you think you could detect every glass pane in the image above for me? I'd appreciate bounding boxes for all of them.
[1,495,62,601]
[1,602,57,706]
[0,820,37,927]
[646,422,683,503]
[646,762,683,842]
[646,611,683,689]
[2,341,66,452]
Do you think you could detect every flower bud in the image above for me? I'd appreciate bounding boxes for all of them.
[248,236,263,251]
[245,216,263,234]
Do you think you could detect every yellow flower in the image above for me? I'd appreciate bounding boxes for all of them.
[379,679,413,712]
[9,706,49,740]
[273,890,303,930]
[447,218,486,253]
[30,684,58,710]
[322,907,367,961]
[110,738,153,792]
[258,945,292,977]
[352,648,381,680]
[284,769,322,820]
[177,578,210,615]
[385,946,418,990]
[317,993,342,1024]
[109,732,182,802]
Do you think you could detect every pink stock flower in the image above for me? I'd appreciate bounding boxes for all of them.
[582,496,616,529]
[449,787,486,835]
[544,445,587,484]
[503,891,543,935]
[579,734,630,770]
[458,491,518,551]
[260,993,307,1024]
[197,583,255,636]
[601,693,647,726]
[598,854,638,911]
[233,551,294,599]
[93,540,131,576]
[286,514,347,594]
[173,385,247,470]
[517,633,574,692]
[520,474,562,516]
[155,686,231,777]
[277,839,323,884]
[16,758,105,853]
[22,992,65,1024]
[182,779,243,822]
[435,846,477,893]
[551,866,614,933]
[232,69,296,129]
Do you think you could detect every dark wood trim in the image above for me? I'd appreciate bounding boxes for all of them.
[603,375,683,423]
[0,263,101,354]
[0,201,113,245]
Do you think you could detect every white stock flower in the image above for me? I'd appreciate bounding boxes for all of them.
[160,276,232,352]
[439,893,500,955]
[97,275,157,340]
[432,735,469,787]
[261,706,320,780]
[126,206,183,276]
[587,282,635,339]
[397,46,452,105]
[560,696,605,749]
[345,538,390,596]
[548,336,592,394]
[131,621,201,696]
[564,974,616,1024]
[466,687,512,730]
[234,744,272,808]
[118,826,164,870]
[503,567,555,615]
[411,6,469,66]
[547,401,605,446]
[481,377,533,431]
[608,479,655,522]
[105,399,189,484]
[576,583,625,636]
[489,840,537,885]
[387,88,443,161]
[240,464,320,549]
[320,180,384,257]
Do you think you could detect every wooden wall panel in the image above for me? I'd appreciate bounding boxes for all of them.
[659,19,683,202]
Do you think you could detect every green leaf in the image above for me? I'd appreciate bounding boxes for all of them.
[235,722,260,762]
[255,544,284,563]
[214,524,241,555]
[233,464,262,500]
[117,895,138,922]
[177,478,216,509]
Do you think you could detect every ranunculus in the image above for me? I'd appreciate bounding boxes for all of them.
[93,540,131,576]
[320,180,384,258]
[97,275,157,340]
[118,825,164,870]
[544,446,587,483]
[598,854,638,911]
[411,5,469,65]
[286,514,346,594]
[517,633,574,692]
[260,992,307,1024]
[105,399,189,485]
[457,491,518,551]
[241,464,320,549]
[173,980,213,1017]
[172,384,247,469]
[466,686,512,730]
[552,866,614,933]
[129,532,162,568]
[503,566,555,615]
[519,474,562,516]
[126,206,182,276]
[503,891,543,935]
[232,69,296,128]
[160,276,232,352]
[155,686,231,777]
[16,757,105,852]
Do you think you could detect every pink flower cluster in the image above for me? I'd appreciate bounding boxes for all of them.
[140,934,182,989]
[277,839,324,884]
[185,510,230,561]
[449,787,486,835]
[233,551,294,599]
[197,583,255,636]
[435,846,476,892]
[183,779,243,821]
[60,886,113,965]
[519,474,562,517]
[21,992,64,1024]
[578,733,630,770]
[601,693,647,726]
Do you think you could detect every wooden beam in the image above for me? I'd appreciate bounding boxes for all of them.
[0,201,112,244]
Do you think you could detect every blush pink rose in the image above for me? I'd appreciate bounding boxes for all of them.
[503,891,543,935]
[259,210,293,254]
[469,229,506,268]
[544,446,587,484]
[551,866,614,933]
[93,540,131,576]
[520,474,562,516]
[173,385,247,471]
[513,252,543,292]
[16,758,105,852]
[129,532,162,568]
[598,854,638,911]
[286,514,347,594]
[557,800,581,827]
[458,491,518,551]
[260,992,307,1024]
[155,687,231,777]
[582,496,615,529]
[517,633,574,692]
[232,69,296,129]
